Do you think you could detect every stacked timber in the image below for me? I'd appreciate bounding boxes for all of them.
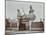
[17,16,29,31]
[31,22,44,31]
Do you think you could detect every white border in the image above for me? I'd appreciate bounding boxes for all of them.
[0,0,46,35]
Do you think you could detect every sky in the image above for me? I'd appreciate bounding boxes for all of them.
[6,0,44,22]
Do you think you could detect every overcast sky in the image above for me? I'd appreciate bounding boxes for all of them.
[6,0,44,21]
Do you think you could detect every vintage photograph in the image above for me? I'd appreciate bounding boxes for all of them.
[5,0,44,34]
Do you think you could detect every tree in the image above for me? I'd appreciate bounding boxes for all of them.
[17,9,21,17]
[28,5,36,30]
[29,5,36,21]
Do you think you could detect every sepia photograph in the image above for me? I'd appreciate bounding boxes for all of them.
[5,0,45,35]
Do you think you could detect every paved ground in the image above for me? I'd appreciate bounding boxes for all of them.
[5,30,43,35]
